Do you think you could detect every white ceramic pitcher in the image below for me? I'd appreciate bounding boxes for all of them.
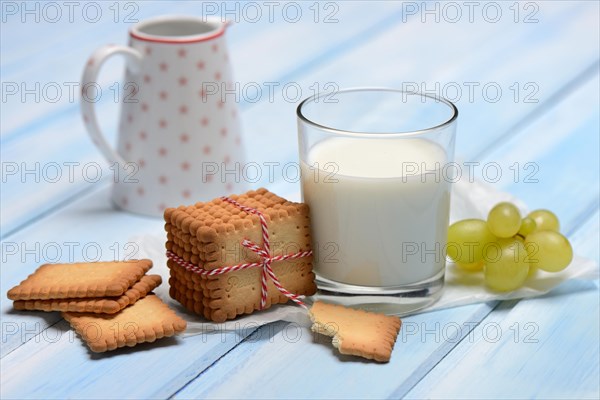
[81,15,246,216]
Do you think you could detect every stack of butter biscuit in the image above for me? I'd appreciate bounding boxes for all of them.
[7,259,186,352]
[165,188,317,322]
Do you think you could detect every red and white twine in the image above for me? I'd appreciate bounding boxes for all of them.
[166,196,312,309]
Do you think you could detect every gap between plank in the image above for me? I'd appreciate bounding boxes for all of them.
[0,318,63,359]
[1,178,112,240]
[167,327,262,400]
[176,62,600,397]
[474,59,600,161]
[0,6,412,358]
[390,190,600,397]
[1,8,405,148]
[565,195,600,237]
[0,6,407,242]
[390,302,500,399]
[2,5,596,385]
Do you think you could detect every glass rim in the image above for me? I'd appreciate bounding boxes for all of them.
[296,87,459,138]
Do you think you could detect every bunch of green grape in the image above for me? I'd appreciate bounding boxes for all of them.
[446,202,573,292]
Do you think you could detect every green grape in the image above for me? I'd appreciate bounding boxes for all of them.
[447,219,497,265]
[456,260,484,272]
[528,265,538,277]
[525,231,573,272]
[484,238,529,291]
[518,217,537,237]
[487,202,522,238]
[528,209,560,232]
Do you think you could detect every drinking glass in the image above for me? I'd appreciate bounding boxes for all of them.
[297,88,458,314]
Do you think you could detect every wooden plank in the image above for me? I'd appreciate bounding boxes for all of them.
[1,2,597,399]
[172,305,495,400]
[0,1,402,236]
[0,4,410,396]
[171,28,600,400]
[1,1,400,137]
[405,278,599,399]
[471,73,600,231]
[404,77,600,399]
[224,1,597,196]
[569,209,600,263]
[5,1,590,237]
[0,0,405,357]
[0,319,260,399]
[1,2,198,135]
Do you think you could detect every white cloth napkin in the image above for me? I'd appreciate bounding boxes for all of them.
[133,179,599,335]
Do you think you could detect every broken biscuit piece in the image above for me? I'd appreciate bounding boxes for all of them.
[309,301,402,362]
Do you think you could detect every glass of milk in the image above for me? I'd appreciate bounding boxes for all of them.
[297,88,457,314]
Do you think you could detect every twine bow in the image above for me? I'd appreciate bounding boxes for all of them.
[166,196,312,309]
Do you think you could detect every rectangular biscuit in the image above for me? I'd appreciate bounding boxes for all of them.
[13,275,162,314]
[7,259,152,300]
[63,294,187,352]
[309,301,402,363]
[169,284,203,316]
[164,188,316,322]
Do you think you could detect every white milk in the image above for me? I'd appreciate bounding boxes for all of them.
[301,137,450,287]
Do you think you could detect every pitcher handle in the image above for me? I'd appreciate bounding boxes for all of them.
[80,45,142,165]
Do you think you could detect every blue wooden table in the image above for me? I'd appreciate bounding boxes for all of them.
[1,1,599,398]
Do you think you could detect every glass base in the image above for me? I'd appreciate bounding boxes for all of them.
[310,269,444,316]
